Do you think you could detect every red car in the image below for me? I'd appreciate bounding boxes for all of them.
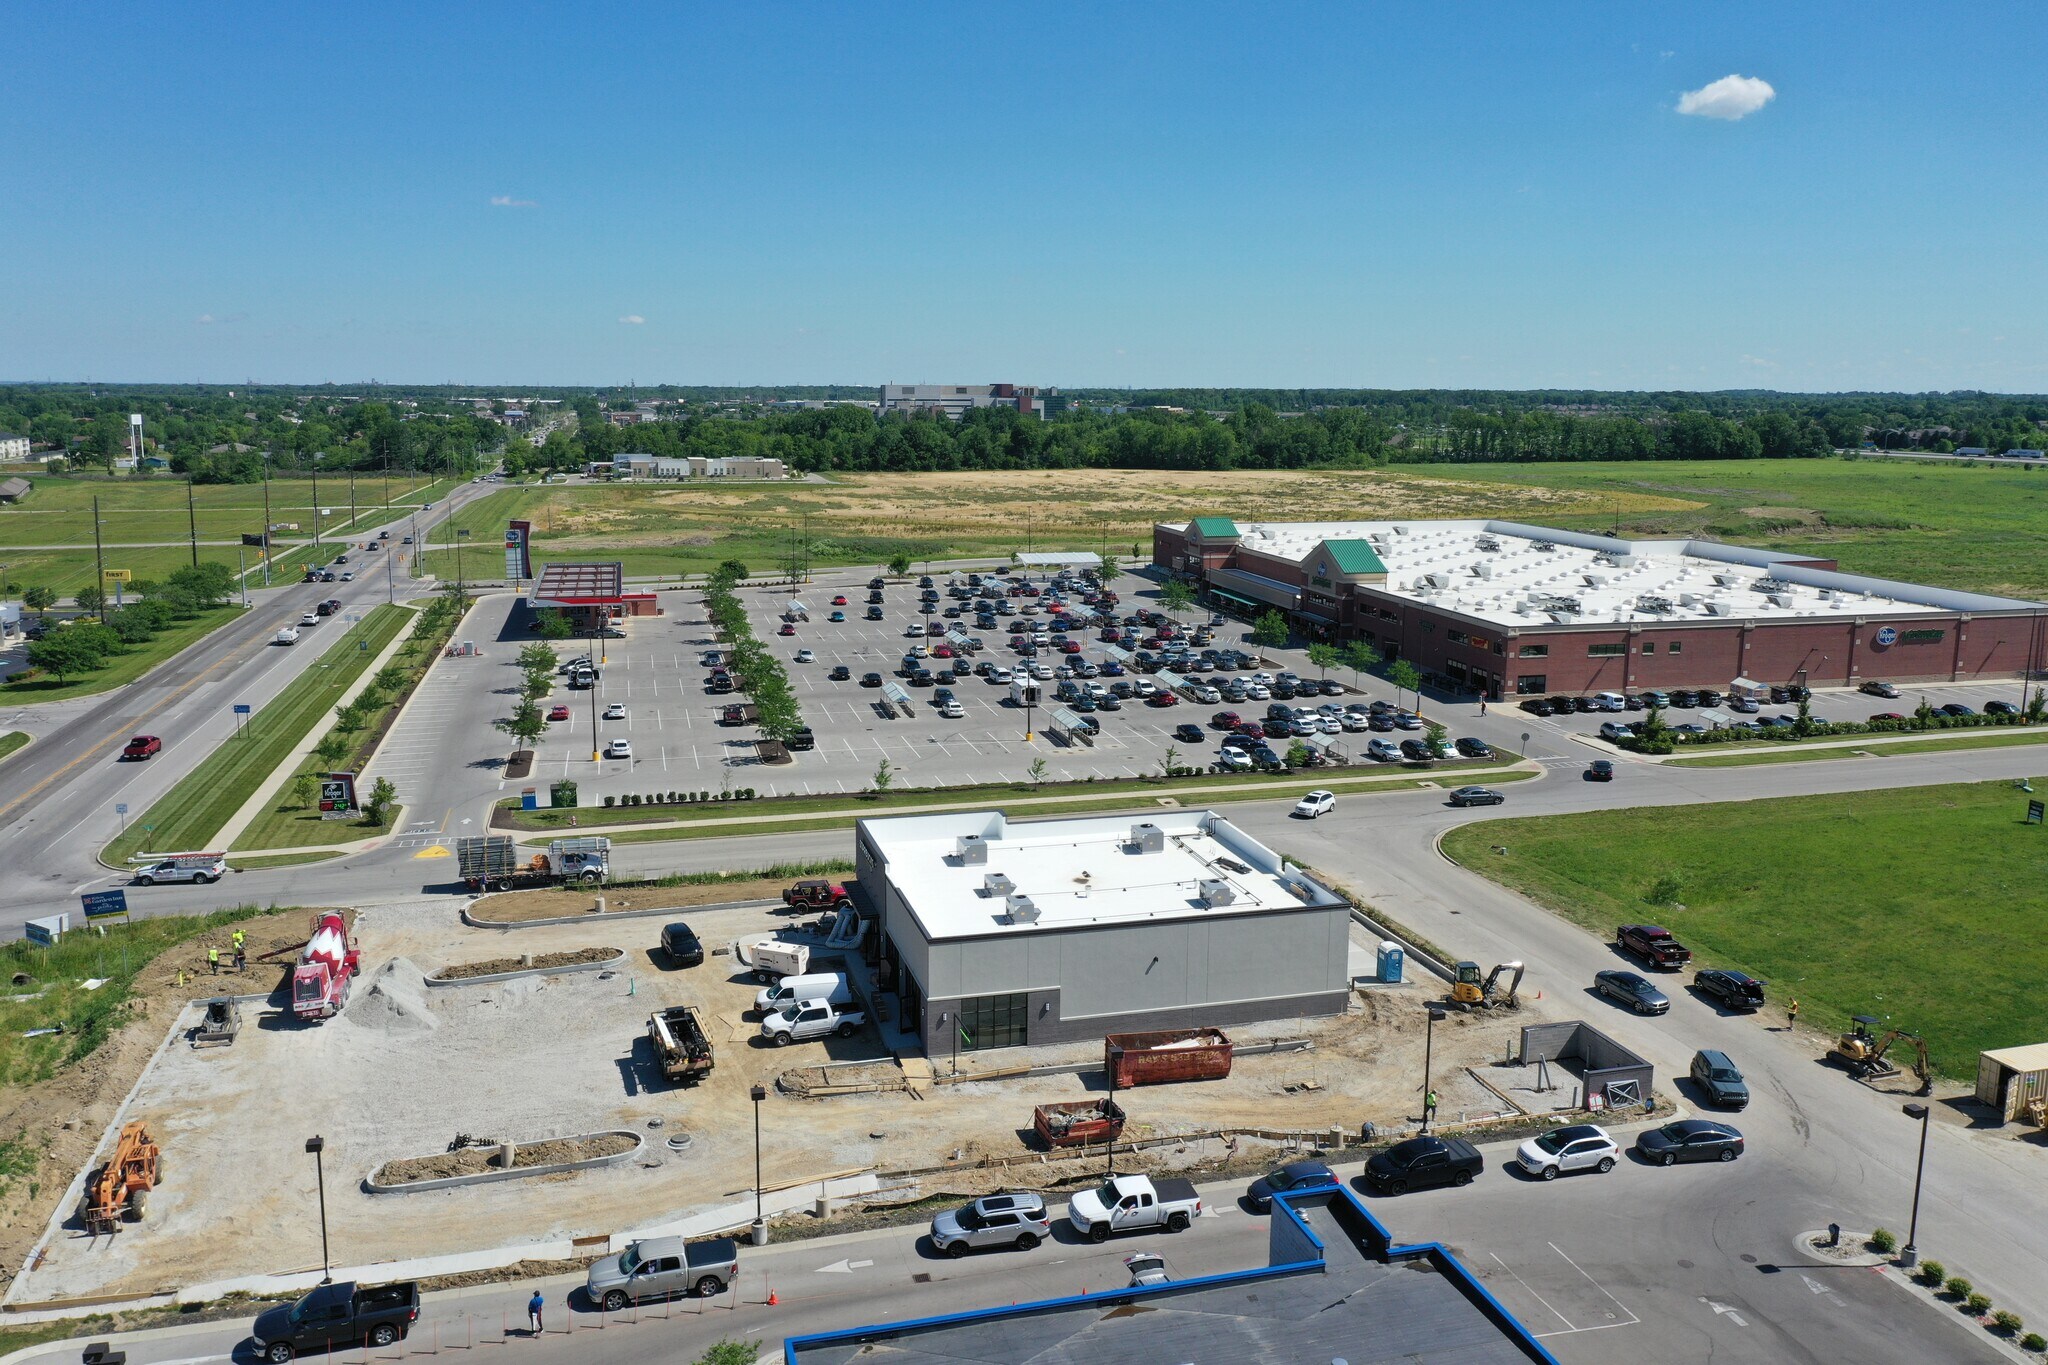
[831,595,848,606]
[1211,710,1241,730]
[548,705,571,721]
[932,645,954,658]
[1059,640,1083,654]
[121,735,162,761]
[778,623,796,636]
[1149,691,1180,707]
[1100,628,1121,642]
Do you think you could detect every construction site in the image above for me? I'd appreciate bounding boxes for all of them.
[9,888,1577,1306]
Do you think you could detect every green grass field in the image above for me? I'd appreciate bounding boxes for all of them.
[105,605,413,862]
[0,474,452,594]
[0,732,27,765]
[1396,457,2048,599]
[1665,729,2048,768]
[1441,778,2048,1076]
[0,605,246,703]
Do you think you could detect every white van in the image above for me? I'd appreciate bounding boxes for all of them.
[755,971,854,1015]
[1593,692,1627,711]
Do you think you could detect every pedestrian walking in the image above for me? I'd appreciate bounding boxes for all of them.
[1787,998,1800,1030]
[1479,699,1488,717]
[527,1290,544,1336]
[207,946,220,975]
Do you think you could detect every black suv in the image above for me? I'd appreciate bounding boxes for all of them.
[1688,1050,1750,1109]
[1364,1136,1484,1194]
[660,922,703,967]
[1693,968,1765,1012]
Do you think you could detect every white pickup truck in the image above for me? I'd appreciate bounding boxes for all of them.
[759,999,866,1046]
[1066,1174,1204,1243]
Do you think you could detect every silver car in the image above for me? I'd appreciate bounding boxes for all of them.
[929,1192,1051,1256]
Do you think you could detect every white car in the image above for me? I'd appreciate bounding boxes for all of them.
[605,739,634,760]
[1250,671,1276,687]
[1514,1124,1618,1181]
[938,700,965,719]
[1132,679,1159,697]
[908,644,928,659]
[603,703,627,720]
[905,625,927,638]
[1218,748,1255,770]
[793,649,815,663]
[1191,685,1221,704]
[990,667,1014,684]
[1341,712,1370,732]
[339,571,355,582]
[300,612,320,626]
[1292,790,1336,819]
[1316,716,1341,734]
[1246,684,1272,700]
[272,627,300,646]
[1125,1253,1171,1288]
[1029,663,1054,680]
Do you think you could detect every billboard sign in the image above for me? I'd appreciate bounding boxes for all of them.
[505,520,533,582]
[81,890,130,920]
[319,771,359,820]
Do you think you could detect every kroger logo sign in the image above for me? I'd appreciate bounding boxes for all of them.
[1873,626,1899,646]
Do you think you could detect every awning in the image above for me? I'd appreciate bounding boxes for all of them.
[1017,552,1102,567]
[1207,567,1302,611]
[882,682,912,706]
[1303,732,1346,753]
[1697,708,1735,728]
[1729,676,1764,693]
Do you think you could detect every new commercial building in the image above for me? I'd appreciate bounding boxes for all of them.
[610,454,789,480]
[876,384,1056,420]
[853,809,1351,1056]
[1155,516,2047,697]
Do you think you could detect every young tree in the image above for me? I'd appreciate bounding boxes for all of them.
[363,777,399,826]
[716,558,750,581]
[1159,579,1195,614]
[1285,739,1313,769]
[1638,702,1670,746]
[1306,642,1340,681]
[1913,696,1936,730]
[314,732,351,769]
[1342,639,1381,691]
[535,608,573,640]
[1424,720,1451,757]
[694,1342,758,1365]
[1388,659,1421,712]
[754,689,805,743]
[516,642,559,675]
[1791,693,1817,737]
[1160,743,1180,776]
[2027,687,2046,724]
[1026,756,1049,786]
[372,665,407,694]
[25,631,105,681]
[872,757,896,793]
[887,552,913,577]
[20,586,54,619]
[496,699,548,753]
[333,700,368,732]
[1249,610,1289,661]
[288,772,317,809]
[73,584,106,616]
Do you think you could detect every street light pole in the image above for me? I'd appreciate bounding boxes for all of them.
[750,1085,769,1245]
[310,454,322,550]
[1901,1102,1931,1268]
[1421,1004,1446,1132]
[589,627,603,763]
[305,1135,332,1284]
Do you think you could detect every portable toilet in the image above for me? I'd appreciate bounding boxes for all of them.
[1376,941,1404,985]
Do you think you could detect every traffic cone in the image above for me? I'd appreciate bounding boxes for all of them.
[767,1289,779,1306]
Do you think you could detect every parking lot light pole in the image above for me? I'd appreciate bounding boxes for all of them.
[1901,1102,1931,1268]
[1421,1004,1446,1132]
[750,1085,769,1246]
[588,626,602,762]
[305,1135,332,1284]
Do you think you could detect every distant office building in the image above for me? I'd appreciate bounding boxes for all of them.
[0,432,29,462]
[610,454,788,481]
[877,384,1057,421]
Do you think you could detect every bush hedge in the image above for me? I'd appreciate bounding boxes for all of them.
[1621,709,2043,753]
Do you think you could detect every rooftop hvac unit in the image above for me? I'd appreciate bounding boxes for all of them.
[1547,610,1577,623]
[1469,562,1493,578]
[956,834,989,865]
[1755,577,1793,594]
[1592,555,1616,568]
[1635,595,1675,614]
[1766,592,1795,609]
[1582,573,1607,587]
[1513,602,1531,615]
[1474,535,1501,551]
[1611,554,1635,569]
[1425,572,1451,588]
[1197,878,1237,907]
[1532,540,1557,552]
[1817,588,1837,601]
[1005,893,1039,924]
[1678,593,1702,607]
[1713,572,1742,587]
[982,872,1016,897]
[1703,599,1733,616]
[1129,822,1166,853]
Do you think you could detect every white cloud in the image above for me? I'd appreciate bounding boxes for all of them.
[618,315,646,325]
[1677,74,1775,120]
[196,313,216,324]
[490,195,537,208]
[1740,354,1775,368]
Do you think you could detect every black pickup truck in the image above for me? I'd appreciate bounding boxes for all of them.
[250,1281,419,1361]
[1362,1135,1484,1195]
[1617,924,1693,970]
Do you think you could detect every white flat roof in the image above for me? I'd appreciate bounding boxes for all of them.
[863,809,1343,941]
[1190,519,2039,629]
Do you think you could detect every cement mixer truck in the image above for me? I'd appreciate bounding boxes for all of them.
[290,912,360,1020]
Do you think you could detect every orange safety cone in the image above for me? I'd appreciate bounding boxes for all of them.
[767,1289,779,1306]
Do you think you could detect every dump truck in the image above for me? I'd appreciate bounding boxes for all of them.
[649,1005,715,1086]
[291,911,360,1020]
[1104,1028,1233,1089]
[1033,1098,1127,1150]
[456,834,611,892]
[82,1121,160,1233]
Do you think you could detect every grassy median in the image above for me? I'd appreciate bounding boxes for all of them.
[105,605,412,862]
[1442,777,2048,1076]
[0,732,27,765]
[1665,729,2048,768]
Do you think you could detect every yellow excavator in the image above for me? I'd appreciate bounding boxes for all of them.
[1829,1016,1934,1097]
[1448,961,1524,1012]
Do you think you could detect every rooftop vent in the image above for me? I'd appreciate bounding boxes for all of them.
[1129,822,1166,853]
[1713,572,1742,587]
[1582,573,1607,588]
[955,834,988,865]
[982,872,1016,897]
[1703,599,1733,616]
[1766,592,1795,609]
[1425,572,1451,589]
[1474,535,1501,552]
[1005,893,1039,924]
[1532,540,1557,553]
[1197,878,1237,907]
[1391,524,1410,535]
[1636,595,1675,615]
[1469,561,1493,578]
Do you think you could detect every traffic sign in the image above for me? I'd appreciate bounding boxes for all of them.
[115,803,128,815]
[233,704,253,715]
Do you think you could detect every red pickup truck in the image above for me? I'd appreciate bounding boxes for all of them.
[121,735,162,761]
[1617,924,1693,969]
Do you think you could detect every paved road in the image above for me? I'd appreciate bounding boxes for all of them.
[5,1153,1999,1365]
[0,480,501,933]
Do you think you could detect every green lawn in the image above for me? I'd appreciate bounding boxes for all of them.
[1666,729,2048,768]
[105,605,413,862]
[0,731,27,764]
[0,605,246,702]
[1394,457,2048,599]
[1441,778,2048,1076]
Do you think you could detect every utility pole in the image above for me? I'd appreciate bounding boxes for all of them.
[310,455,323,550]
[91,495,108,622]
[186,482,200,568]
[261,455,274,585]
[348,472,357,533]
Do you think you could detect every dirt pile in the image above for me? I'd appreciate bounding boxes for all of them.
[430,947,617,981]
[347,957,437,1033]
[378,1133,637,1185]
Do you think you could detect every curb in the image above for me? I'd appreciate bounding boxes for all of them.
[425,948,626,988]
[460,897,781,931]
[365,1130,644,1194]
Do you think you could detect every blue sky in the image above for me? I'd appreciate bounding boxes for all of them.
[6,2,2045,391]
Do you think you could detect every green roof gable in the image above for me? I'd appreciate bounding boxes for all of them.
[1318,539,1388,576]
[1190,517,1240,539]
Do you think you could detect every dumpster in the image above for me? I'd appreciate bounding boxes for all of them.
[1033,1098,1127,1150]
[1377,941,1404,984]
[1104,1028,1233,1089]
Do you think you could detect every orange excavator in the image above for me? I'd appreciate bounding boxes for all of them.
[83,1120,160,1233]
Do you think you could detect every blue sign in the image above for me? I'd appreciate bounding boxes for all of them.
[233,704,253,715]
[1874,626,1899,647]
[81,890,130,920]
[115,803,128,816]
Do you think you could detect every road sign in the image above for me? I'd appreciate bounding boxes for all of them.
[81,889,130,920]
[115,803,128,815]
[25,914,68,946]
[233,704,253,715]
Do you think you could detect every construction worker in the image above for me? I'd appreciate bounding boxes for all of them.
[231,929,248,972]
[207,946,220,975]
[1424,1088,1439,1125]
